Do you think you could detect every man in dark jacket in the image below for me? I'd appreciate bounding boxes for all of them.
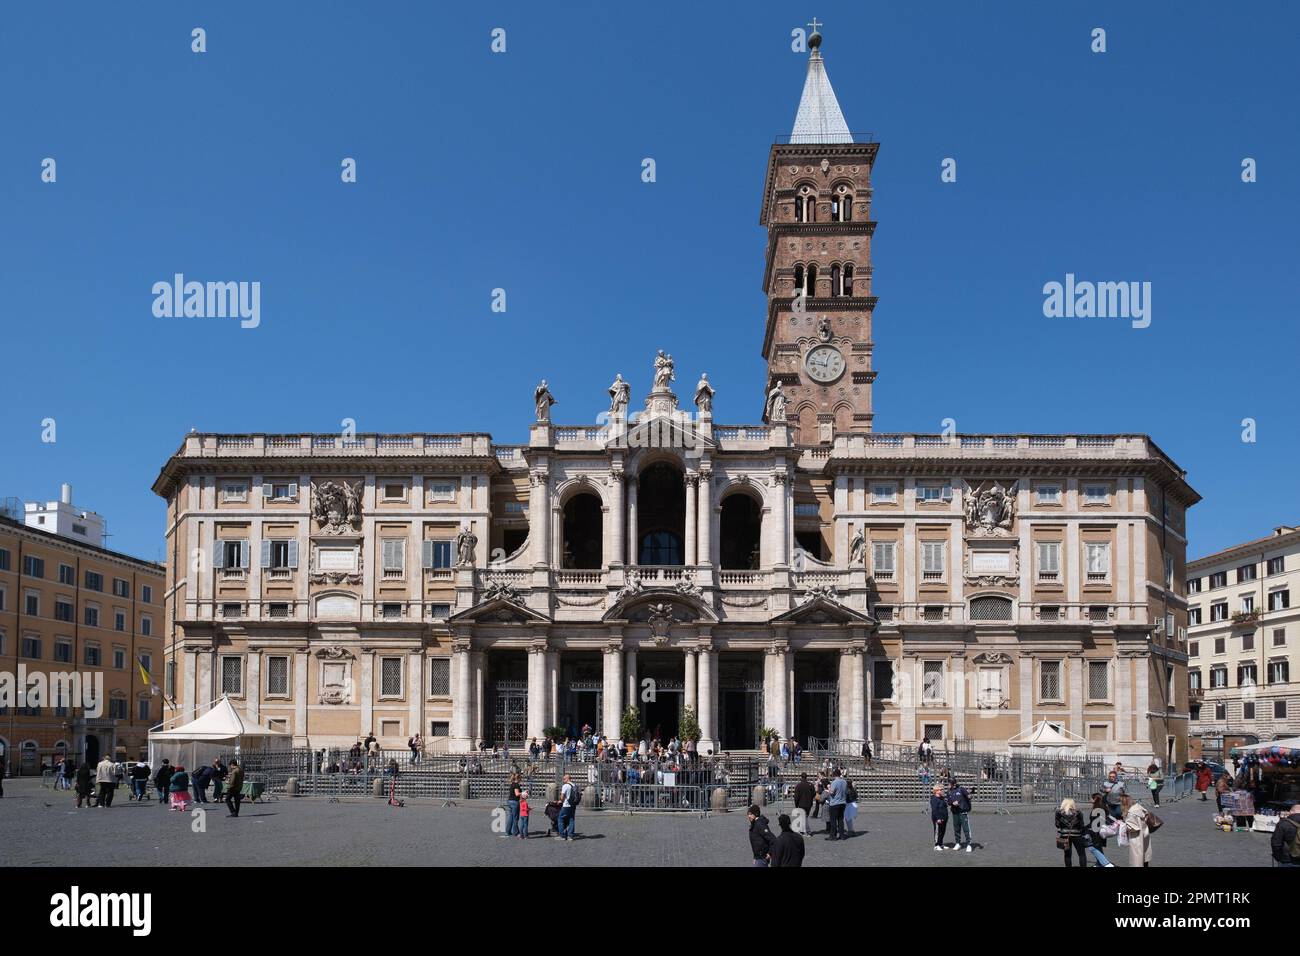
[154,760,173,804]
[770,813,805,867]
[747,804,775,867]
[948,778,973,852]
[1271,804,1300,867]
[792,773,816,827]
[191,763,213,803]
[225,760,246,818]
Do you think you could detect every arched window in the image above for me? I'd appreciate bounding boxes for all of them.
[830,264,841,297]
[561,492,603,569]
[793,264,805,298]
[843,263,855,296]
[806,264,818,298]
[719,494,762,570]
[833,186,854,222]
[796,186,816,223]
[970,595,1014,622]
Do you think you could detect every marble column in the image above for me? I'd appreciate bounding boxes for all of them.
[684,473,698,567]
[471,651,485,744]
[772,474,789,567]
[767,645,789,741]
[246,651,261,723]
[546,650,559,727]
[603,644,623,739]
[527,644,547,741]
[949,653,965,743]
[698,468,713,567]
[837,650,852,741]
[625,649,638,716]
[452,641,472,750]
[359,651,375,737]
[293,652,308,741]
[1019,654,1034,735]
[684,649,698,715]
[627,479,639,566]
[697,646,716,751]
[530,472,550,567]
[851,650,866,743]
[609,471,625,567]
[408,652,424,741]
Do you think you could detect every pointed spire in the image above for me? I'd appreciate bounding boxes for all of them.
[790,24,853,144]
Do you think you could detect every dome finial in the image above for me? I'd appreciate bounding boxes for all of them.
[807,16,823,52]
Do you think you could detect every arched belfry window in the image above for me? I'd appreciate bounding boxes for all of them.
[793,264,805,298]
[796,186,816,223]
[843,263,855,296]
[806,264,818,298]
[833,186,854,222]
[830,264,841,297]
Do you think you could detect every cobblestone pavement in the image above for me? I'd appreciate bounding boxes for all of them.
[0,779,1271,867]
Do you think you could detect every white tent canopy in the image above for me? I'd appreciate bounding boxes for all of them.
[148,696,288,769]
[1231,736,1300,754]
[1008,720,1087,757]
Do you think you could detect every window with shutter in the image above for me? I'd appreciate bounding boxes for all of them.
[1088,660,1109,699]
[872,541,895,578]
[922,542,944,579]
[1085,542,1109,581]
[380,657,403,697]
[382,539,405,576]
[1037,542,1060,580]
[429,658,451,696]
[221,656,243,695]
[266,656,289,696]
[922,661,944,702]
[1039,660,1062,700]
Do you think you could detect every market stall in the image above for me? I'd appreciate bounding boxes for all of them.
[147,695,290,772]
[1228,737,1300,833]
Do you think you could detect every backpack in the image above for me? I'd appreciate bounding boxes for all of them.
[566,783,582,807]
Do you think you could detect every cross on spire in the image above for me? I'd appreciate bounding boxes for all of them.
[807,17,822,34]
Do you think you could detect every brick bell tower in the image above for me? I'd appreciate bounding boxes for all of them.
[759,26,879,444]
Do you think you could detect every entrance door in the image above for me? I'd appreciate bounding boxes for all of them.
[642,692,681,743]
[84,734,100,766]
[486,681,528,747]
[795,681,837,747]
[719,684,764,750]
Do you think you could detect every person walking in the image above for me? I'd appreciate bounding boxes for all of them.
[746,804,776,866]
[154,760,173,804]
[408,734,422,765]
[930,784,950,851]
[1055,797,1088,867]
[558,773,579,841]
[61,757,75,792]
[224,759,245,817]
[94,754,117,807]
[210,758,227,801]
[1146,763,1164,807]
[818,768,848,840]
[861,740,872,770]
[190,763,211,803]
[919,737,933,765]
[1270,804,1300,867]
[770,813,805,867]
[130,761,151,801]
[792,772,816,827]
[842,773,859,834]
[948,777,973,852]
[504,773,522,838]
[1101,771,1126,819]
[168,765,192,810]
[1195,761,1213,801]
[1121,794,1153,867]
[518,789,531,840]
[75,761,94,808]
[1085,793,1117,867]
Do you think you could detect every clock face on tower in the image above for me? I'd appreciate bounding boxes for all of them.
[804,345,845,383]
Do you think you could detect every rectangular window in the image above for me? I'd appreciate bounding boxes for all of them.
[24,555,45,578]
[428,480,457,502]
[22,635,42,659]
[84,644,101,666]
[1269,589,1290,611]
[1165,555,1174,589]
[922,661,944,703]
[430,721,450,738]
[1214,637,1226,654]
[25,591,39,616]
[872,541,896,579]
[1275,700,1289,720]
[113,647,126,670]
[220,540,246,570]
[382,482,407,501]
[266,656,290,696]
[1088,660,1109,700]
[1210,602,1228,622]
[1273,628,1286,647]
[382,539,405,577]
[112,578,130,598]
[1237,564,1256,583]
[873,660,894,699]
[1188,669,1201,691]
[1237,663,1257,686]
[0,548,9,570]
[140,652,151,675]
[871,483,897,504]
[114,611,126,632]
[424,540,453,570]
[55,640,71,664]
[57,597,74,622]
[264,480,297,501]
[921,542,945,580]
[222,482,249,502]
[1083,484,1109,504]
[141,616,152,636]
[1037,541,1061,581]
[221,656,243,695]
[84,570,103,591]
[917,483,951,504]
[138,697,151,721]
[381,603,403,619]
[1210,666,1227,689]
[1085,542,1110,581]
[1187,577,1201,593]
[58,563,75,585]
[1243,701,1255,721]
[1189,606,1202,625]
[1035,485,1061,505]
[1209,571,1227,589]
[84,606,99,627]
[1270,660,1290,684]
[141,585,153,604]
[1242,631,1255,651]
[429,658,451,696]
[429,603,451,620]
[1267,556,1285,576]
[1214,702,1226,721]
[0,589,4,613]
[1040,660,1063,700]
[1189,641,1199,658]
[381,657,403,697]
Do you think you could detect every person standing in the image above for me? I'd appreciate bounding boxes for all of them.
[792,772,816,827]
[861,740,872,770]
[1194,761,1213,801]
[1085,793,1117,867]
[75,761,94,808]
[819,768,848,840]
[224,759,245,817]
[1214,773,1232,812]
[517,789,531,840]
[1270,804,1300,867]
[1101,771,1126,819]
[61,757,75,792]
[191,763,211,803]
[211,759,227,801]
[154,760,173,805]
[770,813,805,867]
[1055,797,1088,867]
[930,784,950,851]
[948,777,973,852]
[168,766,191,810]
[1146,763,1164,807]
[1121,794,1152,867]
[504,773,522,837]
[94,754,118,807]
[558,773,579,841]
[746,804,775,866]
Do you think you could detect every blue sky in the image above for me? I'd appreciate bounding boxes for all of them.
[1,1,1296,562]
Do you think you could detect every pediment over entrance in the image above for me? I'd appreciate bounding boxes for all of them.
[449,597,550,626]
[770,594,874,626]
[602,588,718,625]
[622,414,716,453]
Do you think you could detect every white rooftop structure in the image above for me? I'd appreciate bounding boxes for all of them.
[23,483,107,547]
[789,31,853,144]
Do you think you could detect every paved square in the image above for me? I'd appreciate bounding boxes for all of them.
[0,779,1273,867]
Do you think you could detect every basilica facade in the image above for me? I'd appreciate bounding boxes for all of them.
[152,32,1197,765]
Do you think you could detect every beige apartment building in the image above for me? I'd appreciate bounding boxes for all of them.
[0,492,165,775]
[151,31,1198,766]
[1186,525,1298,751]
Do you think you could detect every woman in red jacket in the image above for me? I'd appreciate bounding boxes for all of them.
[1194,762,1213,801]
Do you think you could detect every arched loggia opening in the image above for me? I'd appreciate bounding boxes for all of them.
[637,461,685,566]
[561,492,603,569]
[719,492,762,569]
